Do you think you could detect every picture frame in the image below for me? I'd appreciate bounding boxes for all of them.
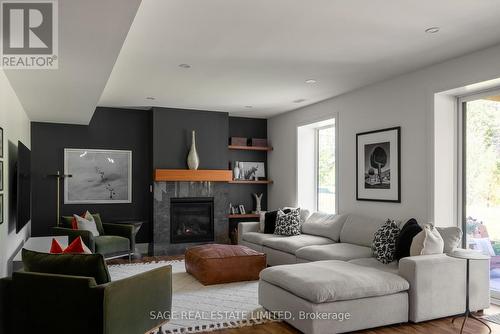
[0,161,3,191]
[356,127,401,203]
[64,149,132,204]
[238,162,266,180]
[0,127,3,158]
[0,194,3,224]
[238,204,246,215]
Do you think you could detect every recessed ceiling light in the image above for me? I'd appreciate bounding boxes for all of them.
[179,63,191,68]
[145,96,155,100]
[245,105,253,108]
[425,27,440,34]
[305,79,317,84]
[293,98,306,103]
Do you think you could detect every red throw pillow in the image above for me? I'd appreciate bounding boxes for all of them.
[63,236,92,254]
[71,212,86,230]
[50,238,64,254]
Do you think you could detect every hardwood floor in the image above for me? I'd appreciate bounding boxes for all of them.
[108,256,500,334]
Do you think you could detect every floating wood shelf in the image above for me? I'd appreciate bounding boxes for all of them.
[228,145,273,151]
[155,169,233,182]
[228,214,260,219]
[228,180,273,184]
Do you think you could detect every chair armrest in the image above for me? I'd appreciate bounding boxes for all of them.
[103,265,172,334]
[238,221,261,244]
[52,227,95,252]
[102,223,135,252]
[399,254,489,322]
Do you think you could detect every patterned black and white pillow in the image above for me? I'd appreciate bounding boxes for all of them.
[372,219,400,264]
[274,208,301,236]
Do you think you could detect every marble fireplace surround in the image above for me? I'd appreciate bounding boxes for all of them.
[153,181,229,255]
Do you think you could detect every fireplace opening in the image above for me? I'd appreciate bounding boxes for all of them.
[170,197,214,244]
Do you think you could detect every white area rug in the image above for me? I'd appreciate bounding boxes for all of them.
[108,260,273,333]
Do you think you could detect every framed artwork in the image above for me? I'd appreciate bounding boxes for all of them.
[356,127,401,203]
[0,127,3,158]
[64,149,132,204]
[238,162,266,180]
[238,204,246,215]
[0,194,3,224]
[0,161,3,191]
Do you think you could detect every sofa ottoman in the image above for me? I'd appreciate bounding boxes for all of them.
[259,260,409,334]
[185,244,266,285]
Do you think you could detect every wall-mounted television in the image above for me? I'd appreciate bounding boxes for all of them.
[15,141,31,233]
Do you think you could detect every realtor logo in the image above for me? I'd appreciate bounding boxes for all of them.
[1,0,58,69]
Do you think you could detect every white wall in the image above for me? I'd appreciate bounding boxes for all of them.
[0,70,31,277]
[268,44,500,226]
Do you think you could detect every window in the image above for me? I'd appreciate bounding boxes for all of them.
[297,118,336,213]
[316,125,335,213]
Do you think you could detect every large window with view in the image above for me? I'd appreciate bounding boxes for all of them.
[297,118,336,213]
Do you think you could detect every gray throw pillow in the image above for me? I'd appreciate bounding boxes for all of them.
[436,227,462,253]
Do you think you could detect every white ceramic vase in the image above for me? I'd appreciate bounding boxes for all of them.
[233,161,240,179]
[187,130,200,170]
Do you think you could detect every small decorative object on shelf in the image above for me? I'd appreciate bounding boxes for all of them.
[231,205,238,215]
[233,161,241,180]
[253,193,263,213]
[187,130,200,170]
[251,138,268,147]
[238,204,246,215]
[230,137,248,146]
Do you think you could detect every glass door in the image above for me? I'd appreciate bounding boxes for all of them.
[463,93,500,298]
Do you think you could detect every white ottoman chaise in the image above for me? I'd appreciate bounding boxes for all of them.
[259,260,410,334]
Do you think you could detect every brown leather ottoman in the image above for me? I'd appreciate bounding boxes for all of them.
[185,244,266,285]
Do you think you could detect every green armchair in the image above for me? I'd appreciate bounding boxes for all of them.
[52,214,135,260]
[0,254,172,334]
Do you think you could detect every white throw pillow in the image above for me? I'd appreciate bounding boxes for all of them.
[436,227,462,253]
[410,224,444,256]
[74,213,100,237]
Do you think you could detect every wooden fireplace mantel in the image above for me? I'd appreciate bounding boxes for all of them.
[154,169,233,182]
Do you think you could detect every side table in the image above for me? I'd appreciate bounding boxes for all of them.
[110,220,144,258]
[448,249,491,334]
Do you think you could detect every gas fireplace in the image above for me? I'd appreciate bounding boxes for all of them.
[170,197,214,244]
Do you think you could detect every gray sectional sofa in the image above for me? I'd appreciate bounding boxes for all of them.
[238,212,490,334]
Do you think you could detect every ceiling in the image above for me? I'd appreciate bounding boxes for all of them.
[7,0,500,124]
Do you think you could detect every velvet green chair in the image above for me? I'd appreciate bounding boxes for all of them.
[52,214,134,260]
[0,250,172,334]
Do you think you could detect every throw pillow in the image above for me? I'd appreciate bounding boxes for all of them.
[394,218,422,260]
[283,207,310,225]
[264,209,291,234]
[50,238,64,253]
[436,227,462,253]
[410,224,444,256]
[74,213,100,237]
[22,249,111,285]
[372,219,400,264]
[274,208,301,236]
[50,237,92,254]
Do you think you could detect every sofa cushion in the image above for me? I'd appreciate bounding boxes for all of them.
[260,260,409,303]
[348,257,399,275]
[296,243,373,261]
[262,234,333,254]
[274,208,301,236]
[301,213,347,242]
[395,218,422,260]
[22,249,111,285]
[436,227,461,253]
[242,232,285,245]
[340,214,385,247]
[94,236,130,255]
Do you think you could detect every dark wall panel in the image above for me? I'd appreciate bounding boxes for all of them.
[153,108,229,169]
[31,107,153,242]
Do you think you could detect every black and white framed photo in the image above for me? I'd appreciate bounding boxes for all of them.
[0,127,3,158]
[356,127,401,203]
[64,149,132,204]
[238,162,266,180]
[238,204,246,215]
[0,161,3,191]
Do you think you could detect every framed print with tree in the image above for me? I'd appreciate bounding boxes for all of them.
[356,127,401,202]
[64,149,132,204]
